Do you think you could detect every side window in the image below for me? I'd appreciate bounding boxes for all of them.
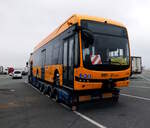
[74,34,79,67]
[69,38,74,66]
[51,43,54,65]
[33,50,39,66]
[53,41,60,64]
[53,42,59,64]
[32,54,35,66]
[41,49,46,67]
[68,37,74,81]
[48,44,52,65]
[63,41,68,66]
[58,43,63,64]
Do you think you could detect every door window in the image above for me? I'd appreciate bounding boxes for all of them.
[68,38,74,81]
[41,49,46,67]
[74,34,79,67]
[69,38,74,66]
[63,41,68,67]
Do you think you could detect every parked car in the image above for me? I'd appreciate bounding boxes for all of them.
[0,66,3,74]
[3,68,8,74]
[12,70,22,79]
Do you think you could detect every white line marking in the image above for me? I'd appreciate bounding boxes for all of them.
[74,111,107,128]
[25,80,150,127]
[121,93,150,101]
[10,89,15,92]
[25,81,107,128]
[27,84,71,110]
[60,103,71,110]
[130,86,150,89]
[24,81,41,94]
[140,75,150,82]
[0,76,10,79]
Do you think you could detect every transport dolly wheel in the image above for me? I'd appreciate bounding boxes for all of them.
[39,84,44,92]
[28,76,31,83]
[71,105,78,111]
[70,95,79,111]
[42,89,47,95]
[49,87,55,98]
[112,95,119,103]
[49,89,53,98]
[112,89,120,103]
[54,91,61,103]
[42,85,47,95]
[36,82,40,89]
[55,93,60,102]
[49,91,52,98]
[29,76,33,85]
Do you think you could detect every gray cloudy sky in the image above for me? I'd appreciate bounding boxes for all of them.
[0,0,150,68]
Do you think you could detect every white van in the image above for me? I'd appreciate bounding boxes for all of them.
[3,68,8,74]
[12,70,22,79]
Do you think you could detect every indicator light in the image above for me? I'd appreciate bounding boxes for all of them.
[88,74,91,79]
[84,74,87,78]
[79,73,82,78]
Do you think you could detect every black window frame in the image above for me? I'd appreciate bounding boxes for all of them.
[80,20,130,71]
[32,23,80,68]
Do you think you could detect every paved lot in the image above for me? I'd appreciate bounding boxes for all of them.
[0,71,150,128]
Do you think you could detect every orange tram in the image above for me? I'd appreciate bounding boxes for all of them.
[28,14,131,110]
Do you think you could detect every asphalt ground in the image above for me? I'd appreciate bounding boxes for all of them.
[0,71,150,128]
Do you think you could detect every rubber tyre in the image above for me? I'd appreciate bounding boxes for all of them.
[42,87,47,95]
[55,91,61,103]
[39,84,44,92]
[49,87,54,98]
[112,95,119,103]
[49,90,52,98]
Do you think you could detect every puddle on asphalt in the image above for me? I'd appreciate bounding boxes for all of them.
[130,76,143,80]
[0,102,22,109]
[0,89,15,92]
[10,89,15,92]
[0,89,16,95]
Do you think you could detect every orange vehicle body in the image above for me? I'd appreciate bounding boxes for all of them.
[29,14,131,104]
[31,14,130,91]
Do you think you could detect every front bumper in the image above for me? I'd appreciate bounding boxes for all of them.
[74,79,129,91]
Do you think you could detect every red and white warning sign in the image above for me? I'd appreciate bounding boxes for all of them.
[90,54,102,65]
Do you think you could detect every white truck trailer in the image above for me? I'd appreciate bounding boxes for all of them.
[0,66,3,74]
[131,56,142,74]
